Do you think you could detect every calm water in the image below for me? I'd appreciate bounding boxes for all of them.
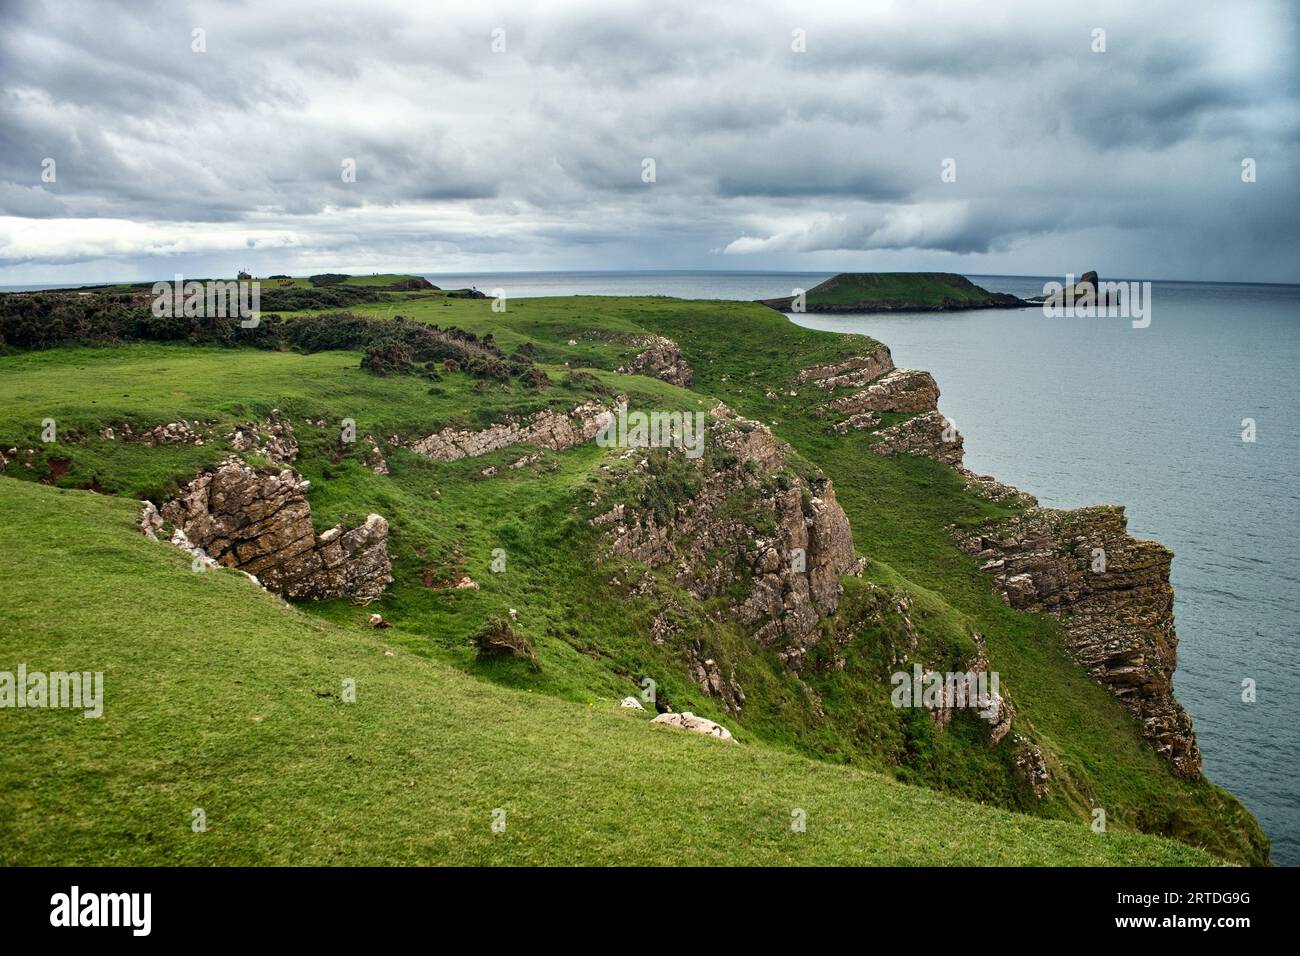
[428,270,1300,864]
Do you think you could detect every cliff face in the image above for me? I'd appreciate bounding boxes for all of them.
[798,346,895,388]
[956,506,1202,778]
[810,349,1203,779]
[593,411,860,671]
[824,368,940,415]
[149,457,392,601]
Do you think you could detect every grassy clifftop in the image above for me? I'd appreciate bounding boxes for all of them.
[759,272,1026,313]
[0,276,1268,865]
[0,477,1214,865]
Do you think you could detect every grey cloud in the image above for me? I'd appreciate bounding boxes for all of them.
[0,0,1296,283]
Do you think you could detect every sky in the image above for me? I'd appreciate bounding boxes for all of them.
[1,0,1297,285]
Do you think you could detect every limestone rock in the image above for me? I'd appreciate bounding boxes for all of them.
[595,414,859,667]
[871,410,963,466]
[1013,736,1051,797]
[362,436,388,475]
[139,500,163,540]
[961,470,1038,506]
[619,336,693,386]
[926,630,1014,745]
[957,505,1202,778]
[688,645,746,713]
[825,368,939,415]
[798,347,894,389]
[830,411,881,434]
[651,711,735,742]
[155,458,391,601]
[409,401,612,462]
[228,411,298,465]
[1034,269,1121,308]
[140,420,207,445]
[619,696,645,710]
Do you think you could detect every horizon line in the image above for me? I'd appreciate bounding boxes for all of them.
[4,269,1300,292]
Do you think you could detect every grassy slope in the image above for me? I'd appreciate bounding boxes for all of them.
[764,273,1014,310]
[0,286,1268,865]
[0,477,1213,865]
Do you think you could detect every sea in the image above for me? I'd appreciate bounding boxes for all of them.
[423,270,1300,864]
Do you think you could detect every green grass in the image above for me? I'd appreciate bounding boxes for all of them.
[763,272,1017,310]
[0,284,1269,865]
[0,477,1216,865]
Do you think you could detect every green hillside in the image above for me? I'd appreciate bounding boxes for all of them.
[0,477,1214,865]
[759,272,1026,312]
[0,278,1268,865]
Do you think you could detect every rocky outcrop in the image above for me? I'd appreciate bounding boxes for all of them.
[688,644,747,713]
[1028,269,1122,308]
[360,436,388,475]
[798,347,894,389]
[926,630,1014,746]
[803,343,1198,779]
[871,410,964,466]
[651,711,735,742]
[593,414,860,668]
[153,457,391,600]
[956,505,1201,779]
[824,368,939,415]
[228,412,298,466]
[103,419,215,446]
[619,336,693,387]
[92,412,298,465]
[935,632,1013,743]
[1013,736,1051,797]
[961,470,1038,506]
[831,412,881,434]
[408,401,611,461]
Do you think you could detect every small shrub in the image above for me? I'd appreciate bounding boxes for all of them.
[361,342,416,376]
[473,617,537,664]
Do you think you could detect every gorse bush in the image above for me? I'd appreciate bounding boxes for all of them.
[0,294,545,386]
[257,285,389,311]
[360,341,419,376]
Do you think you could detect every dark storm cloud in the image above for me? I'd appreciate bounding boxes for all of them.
[0,0,1297,282]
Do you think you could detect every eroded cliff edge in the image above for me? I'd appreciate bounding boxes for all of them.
[808,343,1203,779]
[955,507,1201,778]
